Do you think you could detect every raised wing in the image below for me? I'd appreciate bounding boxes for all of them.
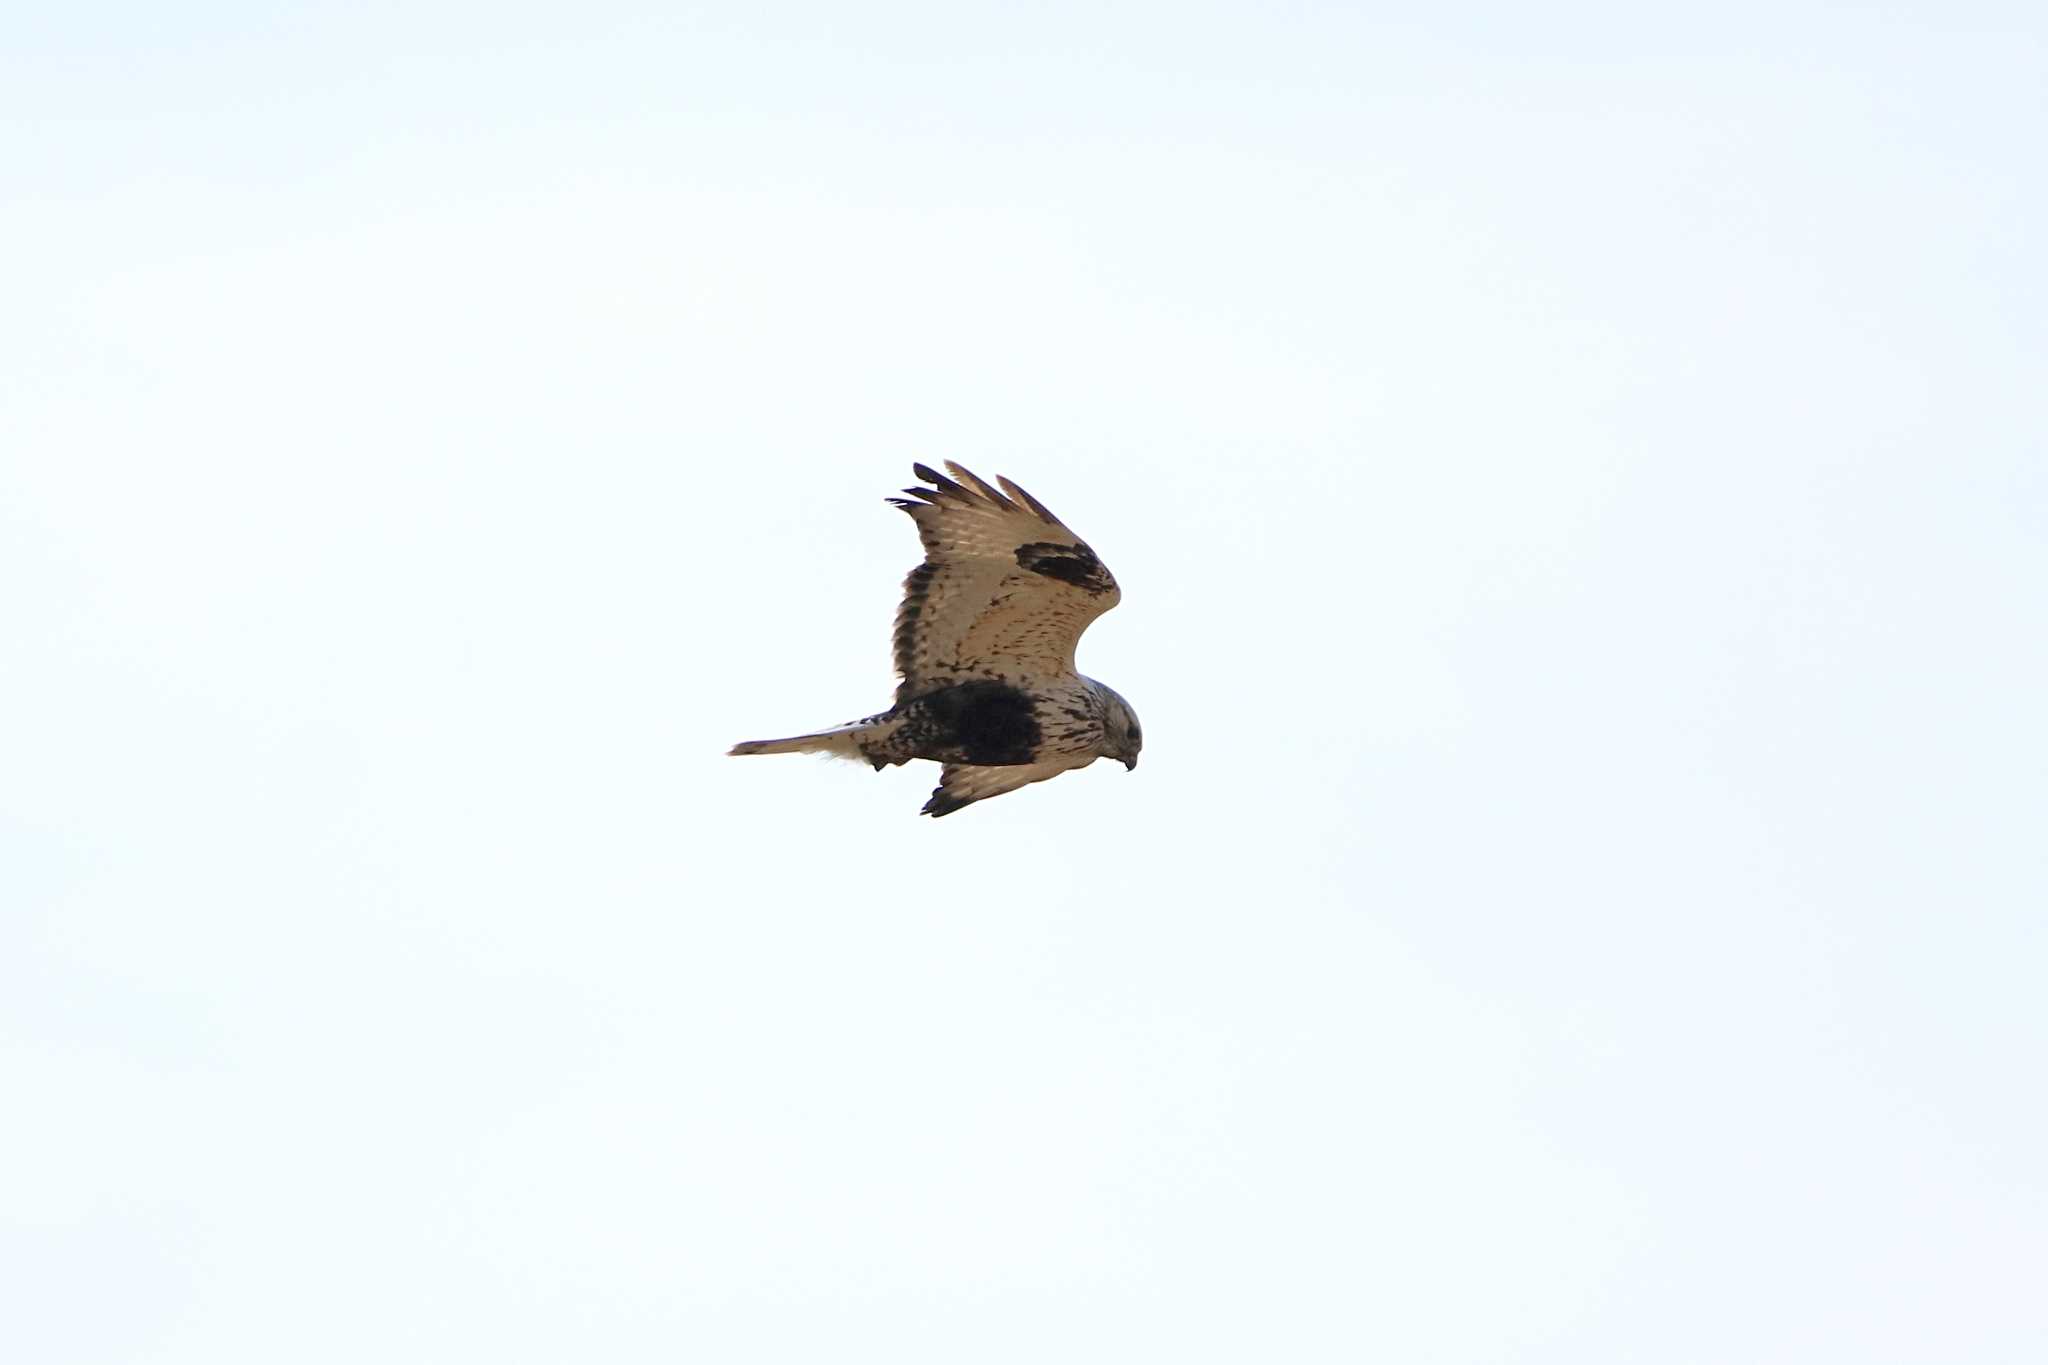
[886,462,1119,701]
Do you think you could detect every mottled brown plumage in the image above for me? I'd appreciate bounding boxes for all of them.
[729,462,1142,817]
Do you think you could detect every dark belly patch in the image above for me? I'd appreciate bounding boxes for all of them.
[904,680,1041,765]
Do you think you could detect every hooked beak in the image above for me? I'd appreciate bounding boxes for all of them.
[1122,755,1138,772]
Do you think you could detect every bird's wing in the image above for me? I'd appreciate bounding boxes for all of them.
[921,760,1074,818]
[887,462,1120,702]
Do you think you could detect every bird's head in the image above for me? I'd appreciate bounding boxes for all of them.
[1099,684,1143,772]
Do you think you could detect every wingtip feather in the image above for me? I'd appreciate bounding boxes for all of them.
[997,475,1062,525]
[910,462,976,502]
[903,461,1065,525]
[942,462,1021,512]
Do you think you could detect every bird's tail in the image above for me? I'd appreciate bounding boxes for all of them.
[728,715,896,762]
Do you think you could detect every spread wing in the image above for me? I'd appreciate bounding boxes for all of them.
[922,760,1075,818]
[886,462,1120,702]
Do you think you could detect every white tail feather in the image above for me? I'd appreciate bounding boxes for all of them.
[728,720,882,761]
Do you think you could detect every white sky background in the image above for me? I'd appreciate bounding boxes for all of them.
[4,2,2044,1360]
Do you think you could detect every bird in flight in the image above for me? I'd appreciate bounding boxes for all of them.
[730,462,1141,817]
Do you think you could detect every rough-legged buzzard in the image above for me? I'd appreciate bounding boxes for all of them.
[729,463,1140,817]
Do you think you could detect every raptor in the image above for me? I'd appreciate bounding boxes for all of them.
[729,463,1141,816]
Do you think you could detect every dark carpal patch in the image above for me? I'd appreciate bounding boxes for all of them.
[906,680,1041,766]
[1016,540,1115,595]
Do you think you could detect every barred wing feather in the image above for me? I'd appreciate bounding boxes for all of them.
[886,462,1120,701]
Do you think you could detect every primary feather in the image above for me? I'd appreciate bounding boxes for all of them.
[729,462,1142,817]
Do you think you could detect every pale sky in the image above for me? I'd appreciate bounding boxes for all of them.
[5,4,2045,1362]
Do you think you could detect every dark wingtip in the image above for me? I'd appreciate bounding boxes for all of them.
[910,462,975,503]
[921,791,970,817]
